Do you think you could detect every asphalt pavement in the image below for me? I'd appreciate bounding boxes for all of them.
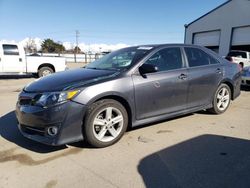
[0,75,250,188]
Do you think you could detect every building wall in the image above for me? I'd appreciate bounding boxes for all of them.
[185,0,250,56]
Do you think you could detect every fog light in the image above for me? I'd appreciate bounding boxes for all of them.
[47,126,58,136]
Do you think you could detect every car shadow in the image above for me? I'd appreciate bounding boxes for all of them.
[138,134,250,188]
[130,113,194,131]
[0,111,67,153]
[195,109,214,115]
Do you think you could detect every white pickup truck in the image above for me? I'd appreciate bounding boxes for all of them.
[227,50,250,68]
[0,43,67,77]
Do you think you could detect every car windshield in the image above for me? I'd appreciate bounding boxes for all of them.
[85,46,154,71]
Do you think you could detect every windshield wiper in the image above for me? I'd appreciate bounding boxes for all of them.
[85,67,98,70]
[86,67,120,71]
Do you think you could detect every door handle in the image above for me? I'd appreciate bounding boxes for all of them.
[19,58,22,62]
[216,68,222,74]
[178,73,187,80]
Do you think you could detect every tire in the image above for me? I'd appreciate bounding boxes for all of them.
[38,66,54,77]
[83,99,128,148]
[208,84,231,114]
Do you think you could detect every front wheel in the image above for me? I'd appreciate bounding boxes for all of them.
[208,84,231,114]
[83,99,128,148]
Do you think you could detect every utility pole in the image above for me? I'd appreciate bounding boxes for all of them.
[74,30,80,63]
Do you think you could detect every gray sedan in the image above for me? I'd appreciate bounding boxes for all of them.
[16,44,241,148]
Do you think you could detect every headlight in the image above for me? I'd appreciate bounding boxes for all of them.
[35,90,79,108]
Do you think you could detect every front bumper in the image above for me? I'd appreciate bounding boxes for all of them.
[15,92,86,146]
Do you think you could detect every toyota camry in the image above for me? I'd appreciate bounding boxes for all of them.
[16,44,241,147]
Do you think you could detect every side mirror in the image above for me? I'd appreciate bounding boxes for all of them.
[139,64,158,76]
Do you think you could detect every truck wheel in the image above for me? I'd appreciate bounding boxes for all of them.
[83,99,128,148]
[38,67,54,77]
[208,84,231,114]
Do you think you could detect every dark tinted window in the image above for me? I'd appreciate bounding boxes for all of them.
[3,44,19,55]
[145,47,183,72]
[185,47,219,67]
[228,51,247,58]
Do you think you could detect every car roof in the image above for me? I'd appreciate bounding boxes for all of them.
[130,44,203,50]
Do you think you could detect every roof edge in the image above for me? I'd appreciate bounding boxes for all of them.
[185,0,232,28]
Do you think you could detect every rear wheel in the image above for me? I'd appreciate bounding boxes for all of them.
[208,84,231,114]
[83,99,128,148]
[38,66,54,77]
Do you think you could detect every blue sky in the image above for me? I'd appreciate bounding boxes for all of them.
[0,0,226,45]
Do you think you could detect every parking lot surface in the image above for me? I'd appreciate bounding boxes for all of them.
[0,76,250,188]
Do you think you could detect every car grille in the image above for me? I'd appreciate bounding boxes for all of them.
[18,93,41,106]
[19,98,33,106]
[20,124,46,136]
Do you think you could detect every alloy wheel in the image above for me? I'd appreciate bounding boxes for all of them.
[216,87,230,111]
[92,107,124,142]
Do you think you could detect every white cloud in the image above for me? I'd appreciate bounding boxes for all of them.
[62,42,73,50]
[0,39,17,44]
[78,43,129,53]
[0,38,129,53]
[19,37,43,50]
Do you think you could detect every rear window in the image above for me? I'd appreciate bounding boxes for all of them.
[185,47,219,67]
[2,44,19,55]
[228,51,247,58]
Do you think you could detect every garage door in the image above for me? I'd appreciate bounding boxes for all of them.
[193,30,220,46]
[232,26,250,45]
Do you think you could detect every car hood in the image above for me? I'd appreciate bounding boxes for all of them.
[24,68,118,92]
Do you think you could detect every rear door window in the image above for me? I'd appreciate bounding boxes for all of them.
[2,44,19,55]
[185,47,219,67]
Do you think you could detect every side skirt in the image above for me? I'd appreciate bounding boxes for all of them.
[131,104,213,128]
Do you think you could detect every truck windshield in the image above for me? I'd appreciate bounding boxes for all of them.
[228,51,247,59]
[86,47,154,71]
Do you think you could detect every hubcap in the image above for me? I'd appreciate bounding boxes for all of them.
[93,107,124,142]
[42,70,52,76]
[216,87,230,111]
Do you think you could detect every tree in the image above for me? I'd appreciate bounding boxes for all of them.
[54,42,65,54]
[41,39,65,54]
[74,46,81,53]
[25,38,37,53]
